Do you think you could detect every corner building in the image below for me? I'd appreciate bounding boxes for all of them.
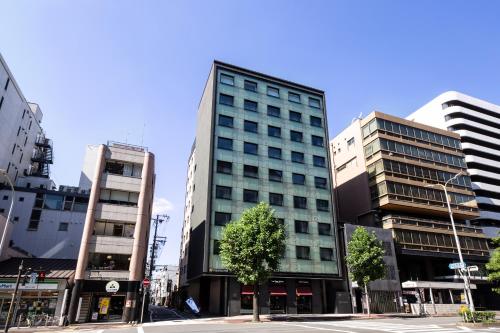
[180,61,348,316]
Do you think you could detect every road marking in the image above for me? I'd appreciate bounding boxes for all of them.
[280,322,357,333]
[137,326,145,333]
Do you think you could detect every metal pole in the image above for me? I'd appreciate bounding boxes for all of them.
[4,260,23,333]
[58,289,69,326]
[0,170,15,256]
[140,286,146,323]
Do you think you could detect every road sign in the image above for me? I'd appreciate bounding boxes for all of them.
[142,278,150,287]
[449,262,466,270]
[468,265,479,272]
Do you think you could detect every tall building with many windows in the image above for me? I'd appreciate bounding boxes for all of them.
[408,91,500,240]
[179,61,348,316]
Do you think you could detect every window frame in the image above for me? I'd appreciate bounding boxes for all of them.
[244,80,258,92]
[218,114,234,128]
[220,73,235,86]
[244,120,258,133]
[243,189,259,203]
[244,142,258,155]
[289,111,302,123]
[219,93,234,106]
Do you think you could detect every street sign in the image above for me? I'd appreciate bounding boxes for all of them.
[142,278,150,287]
[468,265,479,272]
[449,262,466,270]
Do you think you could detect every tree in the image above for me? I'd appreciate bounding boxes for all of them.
[345,226,386,316]
[219,202,286,322]
[486,235,500,294]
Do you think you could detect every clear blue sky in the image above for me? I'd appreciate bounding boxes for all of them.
[1,0,499,265]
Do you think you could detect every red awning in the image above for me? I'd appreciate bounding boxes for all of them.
[241,285,254,295]
[269,285,287,296]
[296,286,312,296]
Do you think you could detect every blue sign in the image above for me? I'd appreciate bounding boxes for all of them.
[449,262,465,270]
[185,297,200,314]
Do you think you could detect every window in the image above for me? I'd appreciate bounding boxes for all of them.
[320,248,334,261]
[309,97,321,108]
[269,193,284,206]
[267,86,280,98]
[269,169,282,182]
[19,197,24,202]
[218,114,233,128]
[217,137,233,150]
[213,240,221,255]
[312,135,324,147]
[347,137,355,149]
[214,212,231,226]
[4,77,10,90]
[57,222,69,231]
[313,155,326,167]
[289,111,302,122]
[268,125,281,138]
[104,161,143,178]
[243,189,258,203]
[290,130,303,142]
[292,173,305,185]
[219,93,234,106]
[99,190,139,206]
[314,177,327,189]
[267,105,280,117]
[291,151,304,164]
[268,147,282,159]
[295,220,308,233]
[310,116,322,127]
[318,223,331,235]
[216,185,232,200]
[243,165,258,178]
[216,160,232,174]
[244,142,258,155]
[244,120,258,133]
[44,194,65,210]
[296,246,310,260]
[244,80,257,92]
[244,99,258,112]
[276,218,285,225]
[294,196,307,209]
[288,92,301,103]
[2,195,8,200]
[220,73,234,86]
[317,199,329,211]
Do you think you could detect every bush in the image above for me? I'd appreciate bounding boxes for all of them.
[460,308,496,323]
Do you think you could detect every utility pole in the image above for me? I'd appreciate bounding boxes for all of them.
[148,214,169,278]
[4,260,23,333]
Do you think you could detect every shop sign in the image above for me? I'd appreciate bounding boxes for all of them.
[270,279,285,285]
[105,280,120,293]
[0,282,58,290]
[99,297,110,314]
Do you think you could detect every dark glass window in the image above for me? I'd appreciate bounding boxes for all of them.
[290,130,303,142]
[217,137,233,150]
[244,80,257,92]
[267,86,280,98]
[243,189,258,203]
[220,73,234,86]
[267,105,280,117]
[312,135,324,147]
[269,193,284,206]
[295,220,308,233]
[214,212,231,226]
[244,165,258,178]
[313,155,326,167]
[318,223,331,235]
[218,114,233,128]
[289,111,302,122]
[317,199,329,211]
[244,120,258,133]
[219,93,234,106]
[291,151,304,164]
[269,169,282,182]
[310,116,322,127]
[213,240,221,255]
[292,173,305,185]
[244,142,258,155]
[288,92,301,103]
[215,186,232,200]
[268,147,282,159]
[244,99,258,112]
[309,97,321,108]
[294,196,307,209]
[320,248,334,261]
[314,177,327,189]
[296,246,310,259]
[276,218,285,225]
[216,160,232,174]
[268,125,281,138]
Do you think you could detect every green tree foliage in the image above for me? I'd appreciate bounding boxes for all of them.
[219,202,286,322]
[345,226,386,316]
[486,235,500,294]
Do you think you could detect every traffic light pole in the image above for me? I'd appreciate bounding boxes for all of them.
[4,260,23,333]
[148,214,169,278]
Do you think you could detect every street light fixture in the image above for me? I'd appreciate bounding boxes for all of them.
[0,169,15,257]
[426,170,475,311]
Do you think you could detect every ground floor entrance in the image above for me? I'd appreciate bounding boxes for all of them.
[90,294,126,322]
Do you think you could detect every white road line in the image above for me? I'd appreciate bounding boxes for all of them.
[281,322,358,333]
[137,326,145,333]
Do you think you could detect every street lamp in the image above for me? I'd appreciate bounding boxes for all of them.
[426,170,475,311]
[0,169,15,257]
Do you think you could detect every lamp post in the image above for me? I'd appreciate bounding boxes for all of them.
[0,169,15,257]
[426,170,475,311]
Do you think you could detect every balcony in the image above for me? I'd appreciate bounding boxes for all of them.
[89,235,134,255]
[101,173,142,192]
[85,270,130,280]
[95,203,138,223]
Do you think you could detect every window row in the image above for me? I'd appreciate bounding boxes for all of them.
[362,118,461,149]
[99,189,139,207]
[394,229,488,251]
[216,160,328,188]
[93,220,135,238]
[219,73,322,108]
[217,137,326,167]
[104,160,143,178]
[32,192,88,212]
[219,94,323,127]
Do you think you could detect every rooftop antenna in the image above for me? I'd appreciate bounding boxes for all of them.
[140,122,146,146]
[351,112,363,124]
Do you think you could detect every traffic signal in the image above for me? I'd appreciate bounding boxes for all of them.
[37,271,45,283]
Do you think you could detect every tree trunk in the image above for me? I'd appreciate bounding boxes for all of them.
[364,284,370,317]
[253,284,260,322]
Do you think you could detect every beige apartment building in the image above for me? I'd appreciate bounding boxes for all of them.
[67,142,155,323]
[331,112,497,310]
